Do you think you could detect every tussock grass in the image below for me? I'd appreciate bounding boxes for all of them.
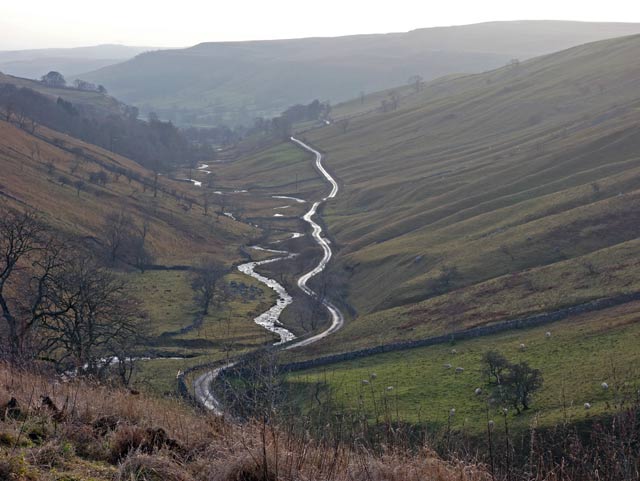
[0,362,489,481]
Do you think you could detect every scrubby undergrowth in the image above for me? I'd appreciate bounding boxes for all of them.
[0,363,488,481]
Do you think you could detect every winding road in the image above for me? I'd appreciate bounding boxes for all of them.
[286,137,343,349]
[192,136,343,412]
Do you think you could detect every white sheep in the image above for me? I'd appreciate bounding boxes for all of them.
[584,402,592,410]
[361,379,370,385]
[519,343,526,351]
[601,382,609,390]
[455,367,465,374]
[475,388,482,395]
[449,408,456,417]
[370,372,377,380]
[545,331,552,338]
[488,420,495,429]
[443,363,452,369]
[451,349,458,354]
[386,386,394,391]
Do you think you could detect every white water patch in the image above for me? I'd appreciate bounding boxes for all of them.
[273,213,284,217]
[213,189,248,195]
[249,245,289,255]
[197,163,212,174]
[223,212,236,220]
[273,195,306,203]
[63,356,186,379]
[274,205,290,210]
[271,232,304,244]
[180,178,202,187]
[238,254,297,344]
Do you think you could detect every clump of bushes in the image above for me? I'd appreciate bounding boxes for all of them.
[482,350,543,413]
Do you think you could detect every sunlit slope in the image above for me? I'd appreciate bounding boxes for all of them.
[298,34,640,348]
[0,119,250,264]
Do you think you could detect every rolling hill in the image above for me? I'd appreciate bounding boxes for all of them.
[0,44,159,80]
[80,21,640,126]
[0,71,126,117]
[210,33,640,359]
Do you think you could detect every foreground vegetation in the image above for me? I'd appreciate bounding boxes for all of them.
[0,363,490,481]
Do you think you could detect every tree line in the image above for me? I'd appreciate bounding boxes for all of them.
[247,99,331,140]
[0,82,212,172]
[40,70,107,94]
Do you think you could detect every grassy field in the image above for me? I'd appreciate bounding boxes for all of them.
[286,301,640,433]
[125,268,280,393]
[210,142,324,195]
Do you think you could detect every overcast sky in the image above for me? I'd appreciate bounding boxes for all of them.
[2,0,640,50]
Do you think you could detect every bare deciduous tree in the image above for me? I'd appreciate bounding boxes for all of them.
[102,210,135,265]
[132,218,153,272]
[482,350,509,384]
[73,180,85,197]
[409,75,424,93]
[190,259,227,315]
[0,211,69,359]
[38,256,145,381]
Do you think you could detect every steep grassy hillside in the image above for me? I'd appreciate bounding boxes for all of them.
[81,21,640,126]
[231,34,640,356]
[0,119,249,263]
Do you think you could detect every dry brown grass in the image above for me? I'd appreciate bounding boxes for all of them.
[0,362,489,481]
[0,119,251,265]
